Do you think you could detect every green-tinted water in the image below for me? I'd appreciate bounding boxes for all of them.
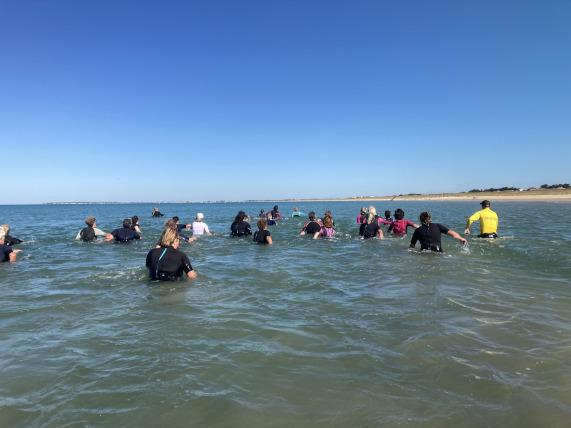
[1,202,570,427]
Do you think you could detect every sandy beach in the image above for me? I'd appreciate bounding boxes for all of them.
[275,188,571,203]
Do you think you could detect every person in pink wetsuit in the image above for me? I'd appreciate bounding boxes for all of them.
[388,209,419,236]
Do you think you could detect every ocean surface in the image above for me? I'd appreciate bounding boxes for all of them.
[1,201,570,427]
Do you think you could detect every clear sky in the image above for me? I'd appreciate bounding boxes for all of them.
[1,0,570,203]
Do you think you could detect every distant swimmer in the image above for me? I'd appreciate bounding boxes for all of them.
[387,209,419,237]
[291,207,303,217]
[362,207,384,239]
[151,207,164,217]
[0,224,23,246]
[253,218,273,245]
[410,212,467,252]
[314,214,336,239]
[270,205,282,220]
[465,200,499,238]
[230,211,252,237]
[1,228,21,262]
[357,207,368,236]
[75,216,112,242]
[131,216,142,234]
[300,211,322,236]
[192,213,212,236]
[146,226,197,281]
[108,219,141,242]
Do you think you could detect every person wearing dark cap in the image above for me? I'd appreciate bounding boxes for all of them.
[464,200,499,238]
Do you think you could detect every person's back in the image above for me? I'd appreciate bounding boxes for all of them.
[111,219,141,242]
[465,200,498,237]
[231,212,252,236]
[411,223,448,252]
[389,209,418,236]
[146,227,196,281]
[253,219,272,244]
[79,226,96,242]
[363,218,380,239]
[146,246,193,280]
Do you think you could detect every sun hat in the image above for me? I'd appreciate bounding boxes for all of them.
[196,213,204,220]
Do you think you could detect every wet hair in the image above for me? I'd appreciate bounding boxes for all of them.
[172,216,180,222]
[131,215,139,226]
[0,228,6,242]
[384,210,391,219]
[234,211,246,223]
[367,207,377,224]
[158,227,179,247]
[394,209,404,220]
[481,200,491,207]
[419,212,431,224]
[323,216,333,228]
[257,218,267,230]
[308,211,316,221]
[85,216,96,227]
[122,218,132,228]
[273,205,279,211]
[164,219,177,229]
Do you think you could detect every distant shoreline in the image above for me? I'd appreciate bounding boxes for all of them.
[2,189,570,205]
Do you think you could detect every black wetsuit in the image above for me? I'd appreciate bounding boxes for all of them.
[146,246,193,281]
[304,221,321,235]
[152,211,164,217]
[363,221,380,239]
[1,244,13,262]
[111,227,141,242]
[253,230,271,244]
[4,235,22,246]
[231,220,252,237]
[410,223,450,252]
[79,226,96,242]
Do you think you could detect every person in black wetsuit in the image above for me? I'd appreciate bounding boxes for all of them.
[146,226,197,281]
[151,207,165,217]
[230,211,252,237]
[362,207,384,239]
[300,212,322,236]
[409,212,467,252]
[108,219,141,242]
[1,229,21,262]
[253,218,273,245]
[1,224,22,246]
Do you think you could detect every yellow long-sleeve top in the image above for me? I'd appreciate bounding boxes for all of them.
[466,208,498,234]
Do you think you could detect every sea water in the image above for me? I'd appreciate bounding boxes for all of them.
[1,201,570,427]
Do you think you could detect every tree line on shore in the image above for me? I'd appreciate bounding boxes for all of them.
[467,183,570,193]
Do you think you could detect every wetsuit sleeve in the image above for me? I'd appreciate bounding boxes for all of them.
[111,229,118,238]
[182,254,193,273]
[7,236,23,245]
[134,231,141,240]
[406,220,415,229]
[438,224,450,234]
[466,211,481,229]
[410,229,419,247]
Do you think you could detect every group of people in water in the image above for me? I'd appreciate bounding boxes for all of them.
[1,200,500,281]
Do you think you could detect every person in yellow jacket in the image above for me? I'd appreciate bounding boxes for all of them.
[464,200,499,238]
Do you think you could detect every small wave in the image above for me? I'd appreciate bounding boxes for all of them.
[446,298,496,314]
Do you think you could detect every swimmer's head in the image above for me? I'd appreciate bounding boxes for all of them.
[164,219,177,230]
[131,215,139,225]
[0,228,6,243]
[1,224,10,234]
[172,216,180,223]
[273,205,279,211]
[122,218,132,229]
[384,210,391,218]
[196,213,204,221]
[323,216,333,228]
[419,212,431,225]
[308,211,316,221]
[158,226,179,248]
[85,216,96,227]
[480,200,491,207]
[293,207,299,212]
[368,207,377,223]
[394,209,404,220]
[257,218,267,230]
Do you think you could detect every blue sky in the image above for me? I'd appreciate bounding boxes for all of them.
[1,0,570,203]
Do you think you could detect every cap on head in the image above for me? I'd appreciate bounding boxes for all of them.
[196,212,204,220]
[480,200,491,207]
